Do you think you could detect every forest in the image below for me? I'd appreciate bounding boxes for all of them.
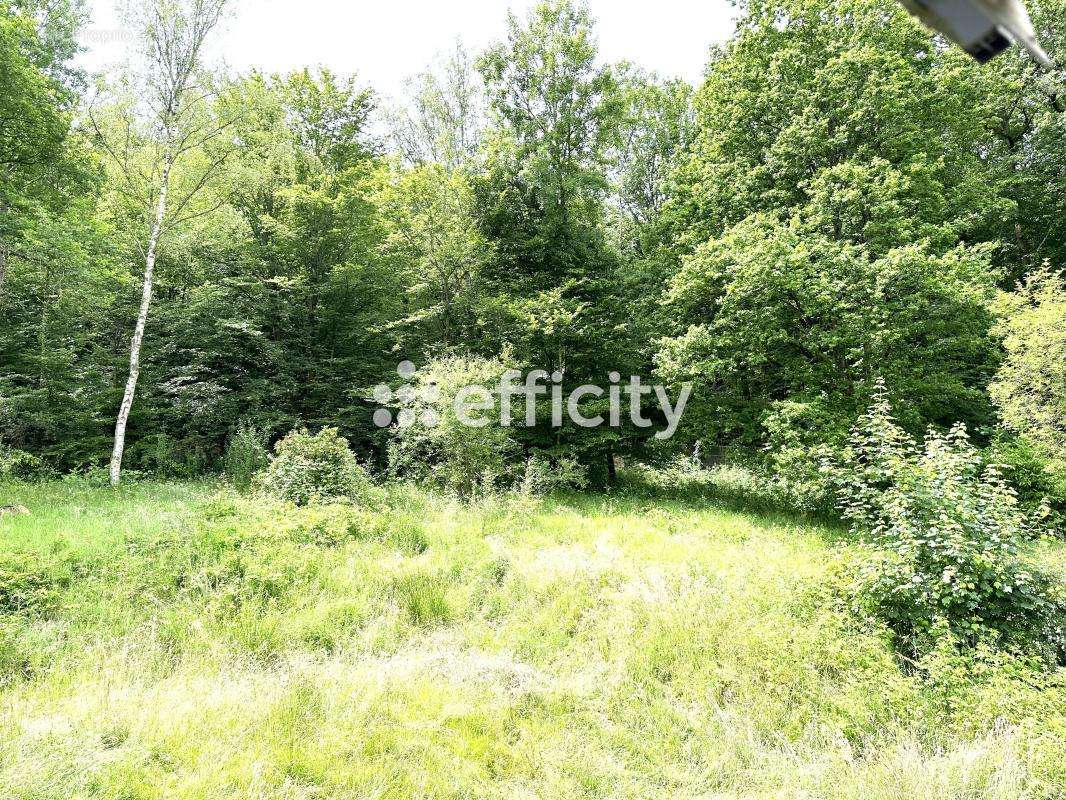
[0,0,1062,499]
[1,0,1065,797]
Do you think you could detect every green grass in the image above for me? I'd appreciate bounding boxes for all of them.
[0,480,1063,799]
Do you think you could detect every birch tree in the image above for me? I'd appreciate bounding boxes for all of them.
[390,42,485,170]
[93,0,230,485]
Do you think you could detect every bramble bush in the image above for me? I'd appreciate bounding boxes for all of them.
[255,428,374,506]
[837,382,1065,663]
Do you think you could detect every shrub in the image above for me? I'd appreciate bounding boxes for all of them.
[0,446,45,482]
[255,428,374,506]
[287,504,363,547]
[983,432,1065,529]
[628,450,789,514]
[761,399,845,512]
[518,453,588,496]
[387,354,518,496]
[62,465,146,486]
[224,421,270,490]
[837,382,1065,662]
[130,432,192,478]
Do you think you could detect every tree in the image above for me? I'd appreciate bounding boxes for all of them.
[0,1,74,297]
[656,0,1010,457]
[990,269,1066,480]
[478,0,620,232]
[94,0,231,485]
[975,0,1066,283]
[473,0,640,475]
[387,354,518,496]
[657,216,1000,449]
[375,165,487,350]
[207,68,393,450]
[389,42,485,170]
[610,66,693,235]
[0,0,119,469]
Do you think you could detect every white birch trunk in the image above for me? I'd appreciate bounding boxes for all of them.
[109,161,172,486]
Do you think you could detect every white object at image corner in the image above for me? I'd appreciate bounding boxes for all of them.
[899,0,1053,66]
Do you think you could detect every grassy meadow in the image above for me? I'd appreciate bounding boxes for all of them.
[0,480,1063,799]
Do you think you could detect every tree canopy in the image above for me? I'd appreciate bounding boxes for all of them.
[0,0,1062,495]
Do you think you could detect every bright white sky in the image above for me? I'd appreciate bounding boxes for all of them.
[76,0,737,100]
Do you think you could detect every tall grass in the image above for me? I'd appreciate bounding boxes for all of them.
[0,480,1062,799]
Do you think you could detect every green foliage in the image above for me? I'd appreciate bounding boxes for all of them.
[838,383,1065,661]
[373,164,487,348]
[478,0,621,222]
[629,451,792,516]
[1,0,1064,490]
[518,452,588,496]
[374,513,429,556]
[389,42,484,170]
[656,0,1019,456]
[611,66,693,233]
[0,616,39,684]
[387,354,518,496]
[223,420,270,490]
[471,1,646,466]
[976,0,1066,280]
[761,399,844,513]
[984,432,1066,524]
[0,480,1064,796]
[1,0,1066,792]
[0,445,44,481]
[0,551,69,616]
[990,269,1066,484]
[0,3,70,187]
[255,428,374,506]
[391,571,451,626]
[658,205,1000,452]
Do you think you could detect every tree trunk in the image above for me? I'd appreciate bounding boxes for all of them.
[109,161,172,486]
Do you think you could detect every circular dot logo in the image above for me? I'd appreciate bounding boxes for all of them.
[373,361,431,429]
[371,384,394,428]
